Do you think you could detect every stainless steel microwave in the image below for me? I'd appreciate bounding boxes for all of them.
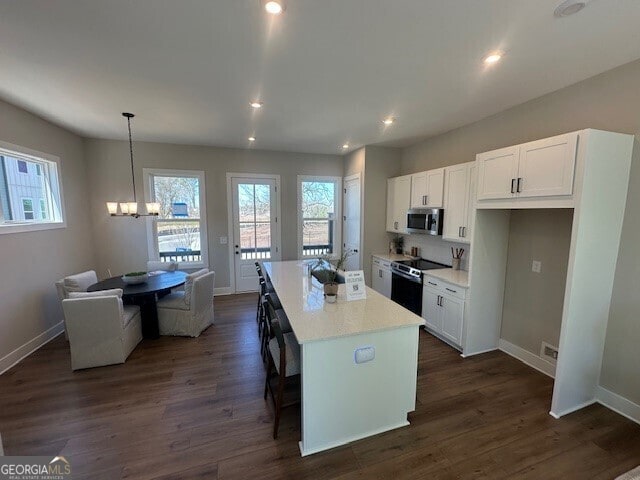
[407,208,444,235]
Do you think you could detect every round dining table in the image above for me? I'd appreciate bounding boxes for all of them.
[87,271,187,339]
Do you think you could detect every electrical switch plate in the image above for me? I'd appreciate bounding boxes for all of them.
[354,346,375,364]
[532,260,542,273]
[220,236,228,245]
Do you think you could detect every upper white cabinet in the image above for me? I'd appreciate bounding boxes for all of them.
[386,175,411,233]
[410,168,444,208]
[443,162,476,243]
[477,133,578,202]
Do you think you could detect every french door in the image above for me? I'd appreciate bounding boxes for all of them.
[231,176,280,292]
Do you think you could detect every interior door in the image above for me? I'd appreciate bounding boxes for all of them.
[232,177,280,292]
[343,174,361,271]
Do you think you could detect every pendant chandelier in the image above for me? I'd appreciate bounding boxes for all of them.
[106,112,159,218]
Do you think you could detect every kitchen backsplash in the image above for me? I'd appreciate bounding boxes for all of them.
[399,234,469,271]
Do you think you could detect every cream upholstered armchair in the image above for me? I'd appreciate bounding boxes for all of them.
[55,270,99,339]
[62,289,142,371]
[157,269,215,337]
[146,260,178,272]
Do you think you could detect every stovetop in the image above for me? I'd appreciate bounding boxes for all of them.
[394,258,450,271]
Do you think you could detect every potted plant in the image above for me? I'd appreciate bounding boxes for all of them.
[311,250,354,297]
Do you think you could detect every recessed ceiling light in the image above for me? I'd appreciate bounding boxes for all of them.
[483,52,503,65]
[554,0,587,17]
[248,136,256,142]
[264,0,284,15]
[250,101,263,109]
[342,144,349,149]
[382,117,395,126]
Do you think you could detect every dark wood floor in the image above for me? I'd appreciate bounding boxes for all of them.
[1,293,639,479]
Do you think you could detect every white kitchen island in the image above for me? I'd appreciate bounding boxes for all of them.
[263,260,424,456]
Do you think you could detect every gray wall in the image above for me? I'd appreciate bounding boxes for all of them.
[84,139,343,290]
[399,58,640,404]
[501,209,573,356]
[343,146,401,285]
[0,99,95,366]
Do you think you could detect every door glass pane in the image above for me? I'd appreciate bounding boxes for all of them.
[238,183,272,260]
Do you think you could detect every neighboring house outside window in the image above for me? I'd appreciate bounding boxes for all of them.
[22,198,34,220]
[0,143,65,234]
[297,175,342,259]
[144,169,208,268]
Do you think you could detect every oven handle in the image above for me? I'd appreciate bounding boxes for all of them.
[391,269,422,283]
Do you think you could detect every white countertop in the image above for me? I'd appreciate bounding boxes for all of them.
[372,253,419,262]
[263,260,424,344]
[423,268,469,288]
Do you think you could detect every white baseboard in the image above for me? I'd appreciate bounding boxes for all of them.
[549,398,597,419]
[214,287,234,296]
[0,321,64,375]
[460,347,498,358]
[498,338,556,378]
[596,386,640,426]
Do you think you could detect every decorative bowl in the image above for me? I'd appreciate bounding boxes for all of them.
[122,272,149,284]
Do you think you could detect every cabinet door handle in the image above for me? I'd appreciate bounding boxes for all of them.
[394,221,398,230]
[379,269,383,278]
[511,178,516,194]
[462,227,466,237]
[428,281,437,286]
[517,177,522,193]
[438,295,443,307]
[445,287,457,293]
[458,226,462,237]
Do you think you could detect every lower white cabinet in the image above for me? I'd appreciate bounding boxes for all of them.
[422,275,466,347]
[371,256,392,298]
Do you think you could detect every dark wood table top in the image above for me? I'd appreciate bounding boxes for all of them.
[87,271,187,297]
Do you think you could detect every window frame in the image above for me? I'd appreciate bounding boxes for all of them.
[296,175,342,260]
[143,168,208,269]
[0,140,66,235]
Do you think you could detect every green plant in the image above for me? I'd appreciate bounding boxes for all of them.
[394,234,404,249]
[124,271,147,277]
[311,249,355,284]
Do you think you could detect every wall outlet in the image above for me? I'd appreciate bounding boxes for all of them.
[532,260,542,273]
[220,236,228,245]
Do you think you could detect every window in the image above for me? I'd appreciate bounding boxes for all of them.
[0,141,65,234]
[144,169,207,268]
[297,175,342,258]
[40,198,47,219]
[22,198,34,220]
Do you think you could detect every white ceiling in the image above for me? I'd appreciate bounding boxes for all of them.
[1,0,640,154]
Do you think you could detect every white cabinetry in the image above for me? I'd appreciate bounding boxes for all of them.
[386,175,411,233]
[371,256,392,298]
[443,162,476,243]
[422,275,466,348]
[477,133,578,202]
[410,168,444,208]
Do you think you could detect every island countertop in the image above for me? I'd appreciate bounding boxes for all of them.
[263,260,424,344]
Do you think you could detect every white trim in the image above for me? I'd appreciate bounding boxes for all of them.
[214,286,234,296]
[596,386,640,426]
[460,347,498,358]
[299,420,409,457]
[297,175,343,260]
[549,398,597,419]
[226,173,282,294]
[0,140,67,235]
[0,321,64,375]
[498,338,556,378]
[143,168,208,269]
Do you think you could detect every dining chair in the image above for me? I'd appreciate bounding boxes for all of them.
[156,270,215,337]
[263,299,301,439]
[147,260,179,272]
[55,270,99,340]
[62,289,142,370]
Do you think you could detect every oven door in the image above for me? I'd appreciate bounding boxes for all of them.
[391,270,423,316]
